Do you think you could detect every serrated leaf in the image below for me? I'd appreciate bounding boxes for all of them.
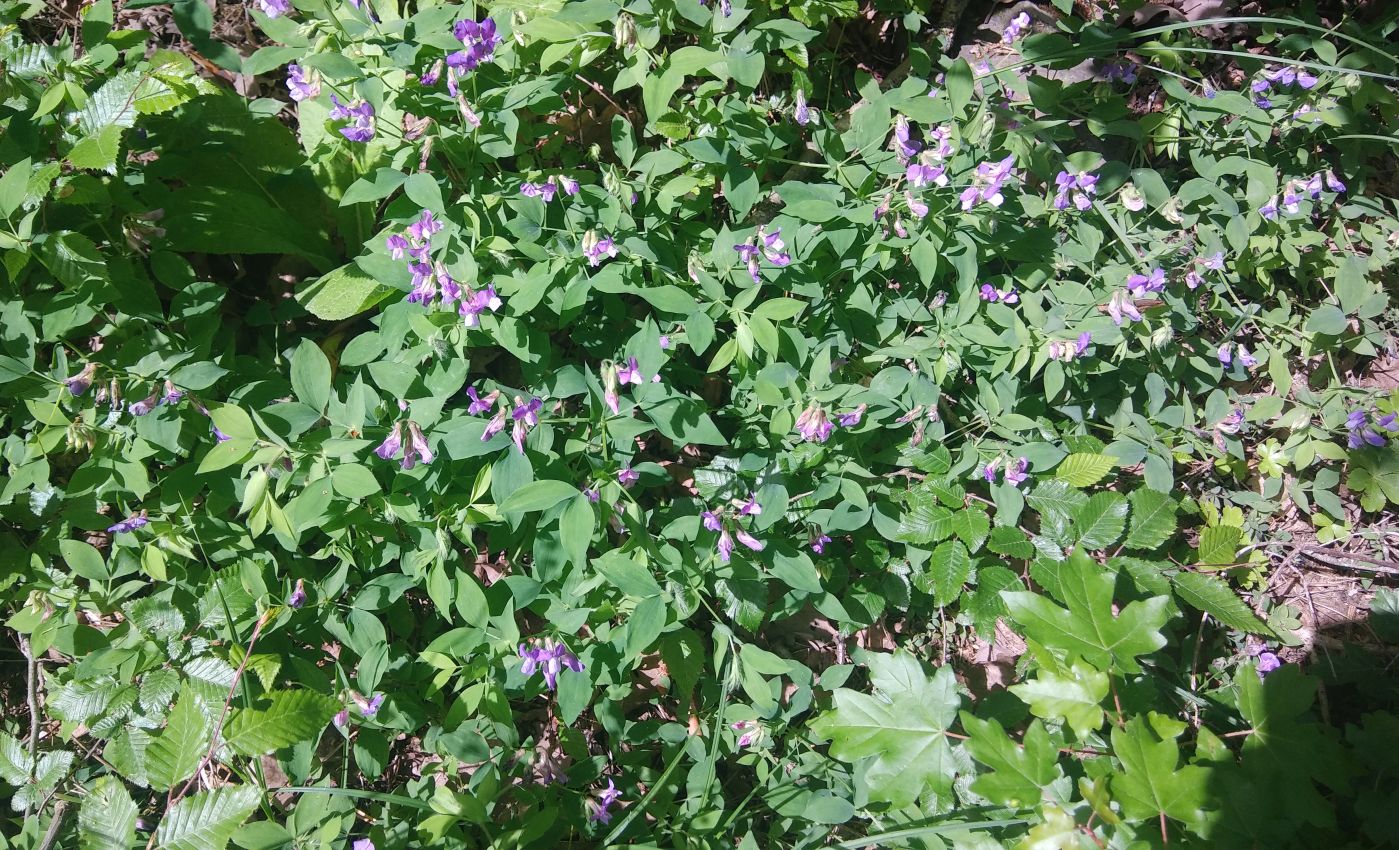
[1111,715,1210,827]
[915,539,971,606]
[968,565,1023,637]
[74,70,143,136]
[80,775,138,850]
[1055,452,1116,487]
[155,785,259,850]
[961,715,1060,807]
[1010,659,1109,738]
[1171,572,1270,634]
[146,686,209,791]
[1002,552,1170,674]
[988,526,1035,559]
[810,656,960,808]
[1125,489,1177,550]
[951,507,990,552]
[894,496,953,545]
[1026,479,1088,527]
[223,690,340,756]
[1196,525,1242,568]
[67,125,123,172]
[0,732,30,785]
[1074,492,1128,551]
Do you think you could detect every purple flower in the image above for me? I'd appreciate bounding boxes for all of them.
[521,181,558,202]
[794,89,810,126]
[1238,346,1259,369]
[907,162,947,188]
[400,421,434,470]
[1325,171,1346,193]
[375,422,403,461]
[838,404,866,428]
[288,579,307,609]
[257,0,291,17]
[1126,267,1166,298]
[407,209,442,244]
[211,424,231,443]
[1004,456,1029,487]
[732,720,760,748]
[584,488,600,503]
[1217,342,1233,366]
[386,234,408,259]
[590,778,622,824]
[1001,10,1030,43]
[1255,651,1282,678]
[352,840,374,850]
[420,60,442,87]
[66,363,96,396]
[286,64,319,102]
[1107,290,1142,326]
[979,283,999,301]
[1297,70,1318,89]
[701,510,722,531]
[981,458,1000,484]
[467,387,496,415]
[1347,409,1397,449]
[512,397,542,426]
[583,232,618,267]
[617,467,639,487]
[1260,197,1278,221]
[893,117,922,159]
[519,640,584,691]
[616,357,643,386]
[558,175,580,195]
[333,709,349,728]
[108,512,149,534]
[1202,252,1225,271]
[482,406,507,441]
[960,156,1016,210]
[446,18,501,74]
[659,335,671,349]
[1053,169,1097,211]
[459,286,502,327]
[329,96,375,143]
[1104,62,1137,85]
[716,529,735,563]
[129,390,160,416]
[794,403,834,443]
[734,529,763,552]
[811,533,831,554]
[906,192,929,219]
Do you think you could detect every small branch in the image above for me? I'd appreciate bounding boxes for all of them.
[1219,728,1254,738]
[36,800,69,850]
[20,635,40,820]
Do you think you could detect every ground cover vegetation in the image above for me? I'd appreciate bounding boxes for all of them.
[2,0,1399,847]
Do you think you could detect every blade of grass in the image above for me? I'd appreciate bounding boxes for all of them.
[278,785,435,810]
[601,741,689,846]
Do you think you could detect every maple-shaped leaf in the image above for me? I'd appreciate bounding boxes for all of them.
[960,713,1061,808]
[810,652,961,809]
[1009,655,1108,739]
[1001,551,1170,674]
[1110,713,1210,832]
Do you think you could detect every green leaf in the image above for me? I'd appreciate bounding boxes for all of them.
[297,263,397,321]
[1055,453,1116,487]
[1304,304,1349,335]
[146,686,210,791]
[499,479,579,514]
[593,550,662,598]
[1196,525,1242,568]
[1334,254,1370,315]
[1125,489,1177,550]
[915,539,971,606]
[894,496,953,545]
[80,775,138,850]
[988,526,1034,559]
[60,538,109,581]
[1010,658,1108,739]
[810,654,960,808]
[289,339,332,413]
[1001,552,1170,674]
[1170,572,1270,634]
[1026,479,1088,526]
[223,690,340,756]
[1111,715,1209,827]
[67,125,123,172]
[155,785,260,850]
[1074,492,1128,551]
[950,507,990,552]
[961,715,1060,807]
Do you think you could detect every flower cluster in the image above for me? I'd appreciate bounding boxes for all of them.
[731,719,765,748]
[1001,11,1031,43]
[960,156,1017,210]
[423,18,502,96]
[1052,169,1098,211]
[519,639,584,691]
[603,356,655,415]
[521,174,581,202]
[333,691,385,728]
[582,229,618,267]
[375,420,435,469]
[979,283,1019,303]
[285,64,320,102]
[1252,64,1318,107]
[1106,289,1144,326]
[1346,409,1398,449]
[1183,251,1225,289]
[478,395,543,453]
[1103,62,1138,85]
[128,379,183,417]
[329,95,375,143]
[734,226,791,283]
[387,210,503,325]
[257,0,290,18]
[589,779,623,824]
[982,456,1030,487]
[1046,332,1092,362]
[1217,341,1259,370]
